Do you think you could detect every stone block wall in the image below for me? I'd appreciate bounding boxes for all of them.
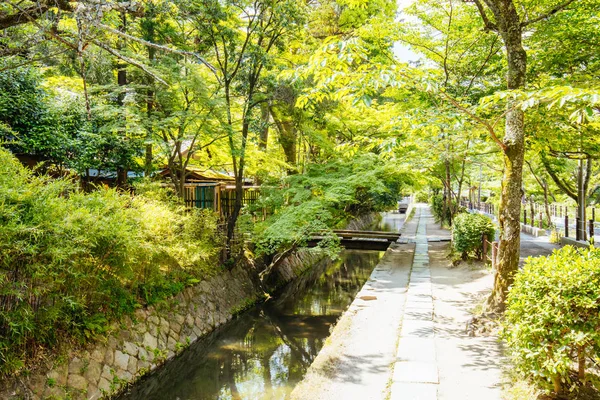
[345,213,381,231]
[0,213,374,400]
[0,250,324,400]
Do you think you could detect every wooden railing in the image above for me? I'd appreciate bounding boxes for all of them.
[182,183,265,221]
[460,200,496,216]
[220,186,261,219]
[482,234,498,268]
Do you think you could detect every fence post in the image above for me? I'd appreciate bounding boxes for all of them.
[482,234,488,262]
[565,214,569,238]
[524,209,527,225]
[590,219,595,241]
[491,241,498,269]
[539,212,543,229]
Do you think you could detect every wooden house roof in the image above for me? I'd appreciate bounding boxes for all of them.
[159,166,236,183]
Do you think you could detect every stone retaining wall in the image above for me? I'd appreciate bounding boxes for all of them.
[520,223,547,237]
[560,236,591,248]
[345,212,381,230]
[0,214,376,400]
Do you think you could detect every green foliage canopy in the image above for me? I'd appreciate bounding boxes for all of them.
[0,149,221,376]
[252,154,414,256]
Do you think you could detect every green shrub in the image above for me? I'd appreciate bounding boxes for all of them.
[430,194,457,226]
[0,149,221,376]
[430,194,445,222]
[252,155,415,256]
[549,227,563,244]
[451,213,495,259]
[503,246,600,395]
[414,190,429,203]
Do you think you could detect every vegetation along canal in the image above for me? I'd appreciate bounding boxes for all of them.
[118,214,402,400]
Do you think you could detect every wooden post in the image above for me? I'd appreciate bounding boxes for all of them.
[524,209,527,224]
[565,214,569,238]
[539,212,543,229]
[492,241,498,269]
[214,184,221,213]
[482,234,488,262]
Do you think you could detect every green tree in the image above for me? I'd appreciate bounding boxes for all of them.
[466,0,588,311]
[187,0,307,254]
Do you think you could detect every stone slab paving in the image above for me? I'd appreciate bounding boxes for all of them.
[290,212,417,400]
[391,205,439,400]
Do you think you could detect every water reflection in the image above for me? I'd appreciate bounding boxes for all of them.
[377,211,405,233]
[119,250,383,400]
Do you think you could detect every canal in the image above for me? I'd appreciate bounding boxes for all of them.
[118,213,403,400]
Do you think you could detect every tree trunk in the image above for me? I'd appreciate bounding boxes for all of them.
[530,197,535,226]
[280,120,297,170]
[145,59,155,177]
[445,155,452,225]
[259,102,269,150]
[142,3,157,177]
[553,375,562,395]
[577,157,585,240]
[116,168,128,187]
[454,139,470,214]
[487,0,527,311]
[489,131,525,310]
[271,107,297,173]
[226,116,249,258]
[578,345,586,382]
[576,157,592,241]
[116,9,128,188]
[526,161,553,226]
[543,182,552,226]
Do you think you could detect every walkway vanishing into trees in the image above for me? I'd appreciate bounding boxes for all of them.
[292,205,560,400]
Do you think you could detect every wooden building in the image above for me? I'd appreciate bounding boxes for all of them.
[159,166,259,217]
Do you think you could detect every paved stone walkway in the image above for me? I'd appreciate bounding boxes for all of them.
[391,206,438,400]
[293,205,510,400]
[290,212,415,400]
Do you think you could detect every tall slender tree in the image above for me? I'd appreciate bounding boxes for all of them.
[466,0,579,310]
[189,0,306,256]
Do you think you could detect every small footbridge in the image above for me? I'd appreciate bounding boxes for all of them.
[308,229,401,251]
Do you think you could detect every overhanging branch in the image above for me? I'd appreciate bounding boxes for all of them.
[97,23,217,75]
[440,91,507,151]
[465,0,498,32]
[92,40,168,86]
[521,0,579,27]
[0,0,74,30]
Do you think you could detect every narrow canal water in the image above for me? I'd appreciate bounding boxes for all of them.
[119,213,404,400]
